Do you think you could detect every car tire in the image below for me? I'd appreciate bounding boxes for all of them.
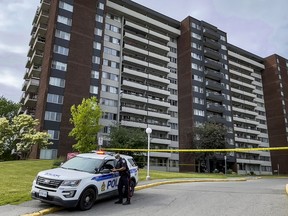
[78,188,96,211]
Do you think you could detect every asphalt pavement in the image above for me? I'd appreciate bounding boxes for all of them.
[0,177,284,216]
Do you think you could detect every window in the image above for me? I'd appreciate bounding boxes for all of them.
[101,98,118,107]
[57,15,72,26]
[90,85,98,94]
[168,67,177,74]
[103,59,119,68]
[170,57,177,63]
[92,56,101,64]
[192,75,203,82]
[106,13,121,22]
[170,47,177,53]
[91,70,99,79]
[191,22,201,30]
[192,42,202,50]
[53,45,69,56]
[47,93,63,104]
[102,112,117,120]
[220,35,226,41]
[48,130,60,140]
[59,1,73,12]
[49,77,65,87]
[191,53,202,60]
[104,35,120,45]
[97,2,104,10]
[194,109,205,116]
[104,47,120,56]
[105,23,120,33]
[94,28,103,36]
[169,99,178,106]
[102,85,118,94]
[45,111,62,122]
[95,15,103,23]
[191,32,201,40]
[93,42,101,50]
[193,97,204,105]
[51,60,67,71]
[102,71,118,81]
[55,29,70,40]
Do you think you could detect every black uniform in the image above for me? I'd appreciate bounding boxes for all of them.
[115,157,131,204]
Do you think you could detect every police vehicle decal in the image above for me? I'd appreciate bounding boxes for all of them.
[91,173,119,182]
[130,168,138,175]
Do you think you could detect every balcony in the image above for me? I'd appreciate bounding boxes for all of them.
[207,115,227,124]
[123,32,169,55]
[36,9,49,25]
[32,36,46,51]
[204,48,221,60]
[207,103,225,113]
[123,44,170,64]
[121,92,170,108]
[34,23,48,37]
[203,28,220,40]
[123,55,169,75]
[204,38,221,50]
[123,68,169,86]
[40,0,50,13]
[206,92,225,102]
[121,120,171,132]
[206,80,224,91]
[121,106,170,120]
[124,20,170,43]
[204,59,222,70]
[30,50,44,65]
[204,69,224,81]
[27,65,41,79]
[25,78,40,93]
[23,93,38,107]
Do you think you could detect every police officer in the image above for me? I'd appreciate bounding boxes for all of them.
[112,153,131,205]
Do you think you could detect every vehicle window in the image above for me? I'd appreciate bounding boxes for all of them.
[127,158,137,167]
[61,156,103,173]
[102,160,115,170]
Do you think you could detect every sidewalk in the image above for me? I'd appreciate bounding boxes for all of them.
[0,177,250,216]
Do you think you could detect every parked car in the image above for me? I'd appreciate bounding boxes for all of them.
[31,151,138,210]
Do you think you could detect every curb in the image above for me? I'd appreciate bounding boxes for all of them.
[21,207,64,216]
[20,178,247,216]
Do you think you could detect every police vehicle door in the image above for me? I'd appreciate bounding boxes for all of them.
[98,159,118,194]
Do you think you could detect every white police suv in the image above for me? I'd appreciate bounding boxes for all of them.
[31,151,139,210]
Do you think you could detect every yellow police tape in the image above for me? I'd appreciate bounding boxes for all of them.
[103,146,288,153]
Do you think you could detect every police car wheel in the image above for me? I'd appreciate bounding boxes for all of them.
[78,188,96,211]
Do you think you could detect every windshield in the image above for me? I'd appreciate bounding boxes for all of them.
[61,156,103,173]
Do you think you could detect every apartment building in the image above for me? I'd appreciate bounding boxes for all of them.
[263,55,288,174]
[177,17,235,172]
[228,45,272,175]
[20,0,180,171]
[20,0,287,174]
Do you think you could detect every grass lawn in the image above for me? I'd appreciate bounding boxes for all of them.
[0,160,54,206]
[0,159,240,206]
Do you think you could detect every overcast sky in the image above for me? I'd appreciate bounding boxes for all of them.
[0,0,287,103]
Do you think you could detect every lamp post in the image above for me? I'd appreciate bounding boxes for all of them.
[146,127,152,180]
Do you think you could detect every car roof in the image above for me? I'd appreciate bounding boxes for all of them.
[75,152,133,160]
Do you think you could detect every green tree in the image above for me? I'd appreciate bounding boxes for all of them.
[193,122,227,172]
[69,97,102,153]
[0,96,21,118]
[108,125,147,168]
[0,114,52,160]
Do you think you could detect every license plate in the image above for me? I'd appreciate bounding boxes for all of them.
[39,190,48,198]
